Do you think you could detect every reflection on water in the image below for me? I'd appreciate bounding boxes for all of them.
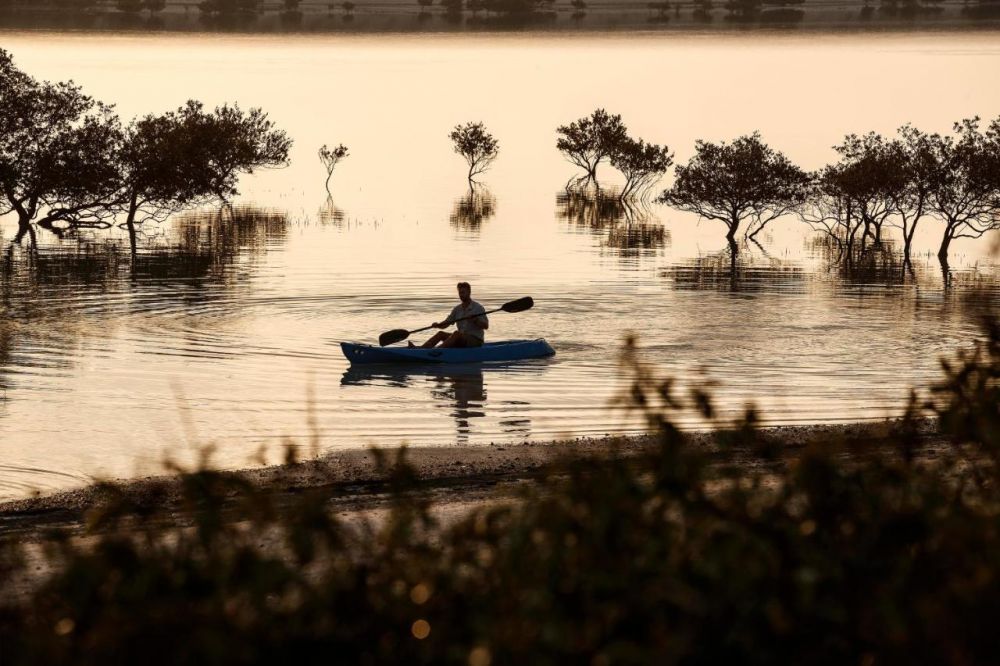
[318,196,347,226]
[450,185,496,233]
[342,363,534,444]
[0,205,289,392]
[556,183,668,258]
[1,32,1000,500]
[665,245,806,293]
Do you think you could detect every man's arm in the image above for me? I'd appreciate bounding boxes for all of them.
[434,307,459,329]
[474,307,489,330]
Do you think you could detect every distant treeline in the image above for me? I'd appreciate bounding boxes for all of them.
[3,0,999,19]
[556,109,1000,265]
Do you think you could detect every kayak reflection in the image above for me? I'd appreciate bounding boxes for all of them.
[341,362,542,444]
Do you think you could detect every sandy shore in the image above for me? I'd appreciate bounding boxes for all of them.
[0,419,940,540]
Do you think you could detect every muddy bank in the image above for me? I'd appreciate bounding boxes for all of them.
[0,419,940,539]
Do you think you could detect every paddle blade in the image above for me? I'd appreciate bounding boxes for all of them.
[501,296,534,313]
[379,329,410,347]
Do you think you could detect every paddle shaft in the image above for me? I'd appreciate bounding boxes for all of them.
[407,307,501,336]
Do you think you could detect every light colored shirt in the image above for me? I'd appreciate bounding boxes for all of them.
[447,300,488,341]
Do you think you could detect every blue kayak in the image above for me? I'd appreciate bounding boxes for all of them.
[341,339,555,365]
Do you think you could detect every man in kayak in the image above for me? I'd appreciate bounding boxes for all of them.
[412,281,489,348]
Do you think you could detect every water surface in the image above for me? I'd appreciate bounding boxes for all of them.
[1,31,999,498]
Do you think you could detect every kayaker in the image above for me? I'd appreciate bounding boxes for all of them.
[412,281,489,348]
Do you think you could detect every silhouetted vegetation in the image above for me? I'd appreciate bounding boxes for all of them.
[318,143,349,194]
[923,117,1000,265]
[0,49,122,241]
[609,135,673,200]
[803,131,903,259]
[659,132,810,249]
[802,118,1000,271]
[449,121,498,182]
[556,110,671,201]
[556,108,628,183]
[198,0,260,15]
[0,48,291,244]
[5,317,1000,662]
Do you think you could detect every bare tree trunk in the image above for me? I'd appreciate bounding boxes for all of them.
[13,219,35,245]
[126,194,139,261]
[16,214,31,241]
[938,225,954,262]
[902,219,917,263]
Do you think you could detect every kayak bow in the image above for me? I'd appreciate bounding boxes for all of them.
[341,339,555,365]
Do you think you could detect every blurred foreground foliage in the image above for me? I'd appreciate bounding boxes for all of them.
[3,325,1000,664]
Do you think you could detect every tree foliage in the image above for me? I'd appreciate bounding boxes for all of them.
[0,49,291,242]
[802,118,1000,266]
[608,136,673,200]
[924,116,1000,262]
[0,49,122,236]
[116,101,290,234]
[659,132,810,244]
[803,132,906,258]
[318,143,349,193]
[449,122,499,182]
[555,108,628,181]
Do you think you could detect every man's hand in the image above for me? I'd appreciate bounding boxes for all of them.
[433,321,449,329]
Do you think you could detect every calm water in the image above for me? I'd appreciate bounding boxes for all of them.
[1,31,999,499]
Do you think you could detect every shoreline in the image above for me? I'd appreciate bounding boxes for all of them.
[0,418,939,538]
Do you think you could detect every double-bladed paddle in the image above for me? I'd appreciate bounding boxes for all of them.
[378,296,534,347]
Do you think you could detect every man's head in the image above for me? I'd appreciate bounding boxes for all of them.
[457,281,471,303]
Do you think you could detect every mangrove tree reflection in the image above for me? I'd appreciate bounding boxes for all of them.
[556,183,668,258]
[808,235,916,286]
[0,205,289,395]
[317,196,346,226]
[666,246,805,293]
[450,185,496,232]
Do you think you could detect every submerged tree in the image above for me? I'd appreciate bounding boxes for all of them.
[0,49,122,241]
[608,136,673,201]
[802,132,905,262]
[114,101,291,252]
[556,109,628,182]
[659,133,810,248]
[449,122,499,182]
[318,143,349,194]
[925,117,1000,264]
[184,103,291,204]
[888,124,938,264]
[830,132,906,245]
[0,49,291,244]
